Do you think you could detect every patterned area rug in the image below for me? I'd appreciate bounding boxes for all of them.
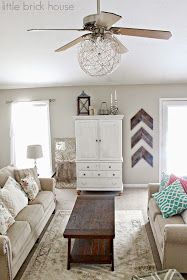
[21,210,156,280]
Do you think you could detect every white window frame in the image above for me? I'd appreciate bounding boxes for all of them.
[159,98,187,179]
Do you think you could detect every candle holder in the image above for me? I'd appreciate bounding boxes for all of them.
[110,91,119,115]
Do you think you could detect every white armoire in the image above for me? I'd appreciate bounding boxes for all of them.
[74,115,124,193]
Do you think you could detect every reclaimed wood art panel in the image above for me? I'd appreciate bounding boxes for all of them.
[131,109,153,167]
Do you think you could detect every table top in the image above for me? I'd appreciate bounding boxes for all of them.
[63,195,115,239]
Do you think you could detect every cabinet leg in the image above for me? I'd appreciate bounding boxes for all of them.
[77,190,81,195]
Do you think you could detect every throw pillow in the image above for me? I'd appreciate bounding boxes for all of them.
[14,167,41,191]
[167,174,187,194]
[20,175,39,201]
[0,177,28,218]
[0,202,15,235]
[181,209,187,223]
[159,172,170,191]
[153,180,187,218]
[0,165,15,188]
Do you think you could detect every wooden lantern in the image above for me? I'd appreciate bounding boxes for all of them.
[77,91,91,115]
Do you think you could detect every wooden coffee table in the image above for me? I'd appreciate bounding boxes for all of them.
[63,195,115,270]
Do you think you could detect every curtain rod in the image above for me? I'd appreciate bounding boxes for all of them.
[5,99,56,104]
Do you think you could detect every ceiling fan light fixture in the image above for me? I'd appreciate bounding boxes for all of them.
[78,34,121,77]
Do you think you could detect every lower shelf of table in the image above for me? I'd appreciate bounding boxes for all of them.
[70,238,113,264]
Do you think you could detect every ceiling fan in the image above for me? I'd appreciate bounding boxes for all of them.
[28,0,172,76]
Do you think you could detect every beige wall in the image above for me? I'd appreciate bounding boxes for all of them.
[1,84,187,184]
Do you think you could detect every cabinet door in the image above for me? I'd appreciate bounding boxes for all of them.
[99,120,122,160]
[75,120,99,160]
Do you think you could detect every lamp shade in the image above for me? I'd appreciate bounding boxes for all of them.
[27,145,43,159]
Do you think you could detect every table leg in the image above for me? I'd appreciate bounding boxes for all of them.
[111,239,114,271]
[67,238,71,270]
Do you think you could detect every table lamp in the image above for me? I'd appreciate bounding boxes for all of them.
[27,144,43,171]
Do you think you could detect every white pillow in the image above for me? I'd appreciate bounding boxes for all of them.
[0,202,15,235]
[20,175,39,201]
[0,176,28,218]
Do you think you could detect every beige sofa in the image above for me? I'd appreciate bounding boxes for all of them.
[148,183,187,273]
[0,166,56,280]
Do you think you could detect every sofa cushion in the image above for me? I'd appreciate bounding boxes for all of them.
[148,198,161,221]
[0,166,15,188]
[7,221,31,258]
[154,214,184,248]
[16,205,44,230]
[29,191,54,211]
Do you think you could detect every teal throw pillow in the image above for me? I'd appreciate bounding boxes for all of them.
[153,180,187,218]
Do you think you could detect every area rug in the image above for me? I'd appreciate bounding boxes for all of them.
[55,180,76,189]
[21,210,156,280]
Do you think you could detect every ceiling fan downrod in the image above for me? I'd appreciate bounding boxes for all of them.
[97,0,101,14]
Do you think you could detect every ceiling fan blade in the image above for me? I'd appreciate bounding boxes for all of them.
[96,11,122,28]
[27,28,85,32]
[55,34,91,52]
[110,27,172,40]
[113,36,128,54]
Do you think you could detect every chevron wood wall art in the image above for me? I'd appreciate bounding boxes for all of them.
[132,146,153,167]
[131,109,153,130]
[131,109,153,167]
[131,127,153,148]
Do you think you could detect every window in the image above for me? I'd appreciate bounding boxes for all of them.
[11,101,52,177]
[160,99,187,177]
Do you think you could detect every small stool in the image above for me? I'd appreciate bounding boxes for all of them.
[132,269,185,280]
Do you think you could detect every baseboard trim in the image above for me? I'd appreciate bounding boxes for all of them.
[123,184,147,188]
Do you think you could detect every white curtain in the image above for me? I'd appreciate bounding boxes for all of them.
[10,100,52,177]
[161,100,187,177]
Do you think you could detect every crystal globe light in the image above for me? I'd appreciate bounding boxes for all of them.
[78,34,121,77]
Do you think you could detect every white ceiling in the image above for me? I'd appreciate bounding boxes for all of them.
[0,0,187,89]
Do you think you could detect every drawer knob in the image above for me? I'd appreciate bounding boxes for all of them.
[109,166,111,168]
[113,174,115,176]
[87,166,90,169]
[83,173,86,176]
[98,174,101,176]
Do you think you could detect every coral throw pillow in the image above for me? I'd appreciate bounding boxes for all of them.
[168,174,187,194]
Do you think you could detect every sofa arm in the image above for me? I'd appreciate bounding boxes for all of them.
[0,236,12,280]
[163,224,187,272]
[39,178,56,193]
[148,183,160,201]
[164,224,187,244]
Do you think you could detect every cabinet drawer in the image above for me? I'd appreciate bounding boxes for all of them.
[77,178,122,190]
[99,163,121,171]
[78,171,94,177]
[105,171,121,178]
[77,163,99,171]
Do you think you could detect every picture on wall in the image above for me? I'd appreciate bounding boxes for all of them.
[131,109,153,167]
